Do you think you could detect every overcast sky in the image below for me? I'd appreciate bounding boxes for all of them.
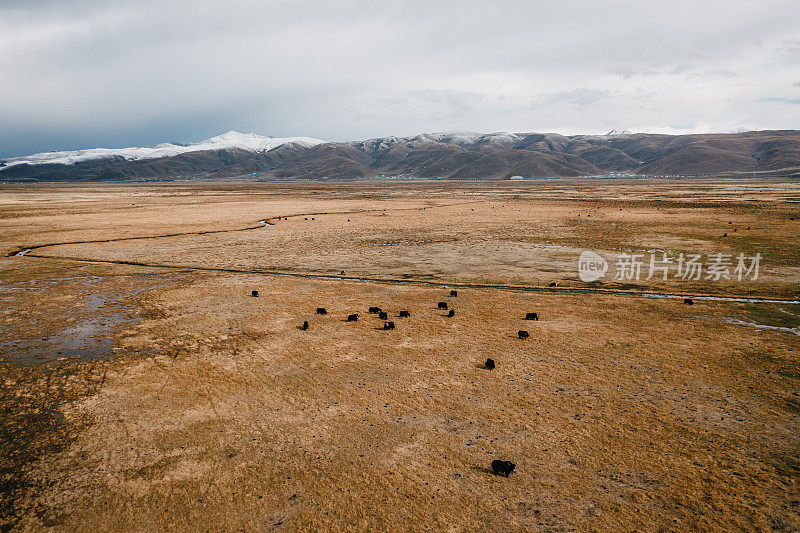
[1,0,799,157]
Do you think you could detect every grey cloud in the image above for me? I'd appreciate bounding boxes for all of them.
[760,97,800,105]
[538,89,612,109]
[782,39,800,61]
[1,0,799,157]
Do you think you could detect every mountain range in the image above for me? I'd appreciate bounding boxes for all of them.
[2,129,799,181]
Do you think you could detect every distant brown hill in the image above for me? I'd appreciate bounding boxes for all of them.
[2,130,799,181]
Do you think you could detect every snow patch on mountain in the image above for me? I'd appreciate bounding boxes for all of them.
[3,131,326,167]
[408,131,529,146]
[350,131,528,151]
[411,131,484,145]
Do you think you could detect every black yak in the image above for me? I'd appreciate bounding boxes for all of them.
[525,312,538,321]
[383,321,395,330]
[450,290,458,297]
[369,307,381,314]
[518,330,529,340]
[347,314,359,322]
[301,321,309,330]
[316,308,328,315]
[399,311,410,318]
[438,302,448,310]
[684,298,694,305]
[485,358,495,370]
[447,309,455,318]
[379,311,388,320]
[251,290,259,297]
[548,282,557,287]
[491,460,515,477]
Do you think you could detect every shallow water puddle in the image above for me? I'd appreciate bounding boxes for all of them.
[725,318,800,337]
[0,273,185,363]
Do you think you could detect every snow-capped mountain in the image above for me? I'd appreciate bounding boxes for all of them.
[1,129,797,181]
[3,131,326,168]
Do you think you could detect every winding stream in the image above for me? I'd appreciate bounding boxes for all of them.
[8,205,800,306]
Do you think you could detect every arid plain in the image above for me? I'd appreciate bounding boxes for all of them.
[1,179,799,531]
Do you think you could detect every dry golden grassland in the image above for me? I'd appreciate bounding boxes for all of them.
[0,179,798,531]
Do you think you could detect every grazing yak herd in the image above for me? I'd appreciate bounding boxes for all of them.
[274,289,538,345]
[249,286,544,478]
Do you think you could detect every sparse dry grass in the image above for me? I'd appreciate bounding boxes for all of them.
[1,179,798,531]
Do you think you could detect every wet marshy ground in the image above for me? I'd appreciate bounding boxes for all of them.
[0,266,185,529]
